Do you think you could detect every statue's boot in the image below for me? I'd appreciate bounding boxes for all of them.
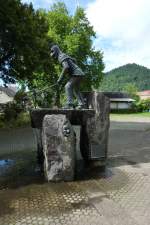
[76,104,87,110]
[62,104,75,110]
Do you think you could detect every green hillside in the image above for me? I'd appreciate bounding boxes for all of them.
[99,63,150,91]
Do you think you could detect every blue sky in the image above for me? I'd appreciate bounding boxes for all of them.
[21,0,94,13]
[21,0,150,72]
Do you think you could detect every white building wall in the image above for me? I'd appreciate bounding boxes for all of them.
[0,91,13,104]
[118,102,129,109]
[111,102,117,109]
[110,102,130,109]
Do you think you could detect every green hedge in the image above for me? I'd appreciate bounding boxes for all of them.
[110,108,137,114]
[135,99,150,112]
[0,112,31,128]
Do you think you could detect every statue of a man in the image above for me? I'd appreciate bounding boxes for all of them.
[50,45,85,109]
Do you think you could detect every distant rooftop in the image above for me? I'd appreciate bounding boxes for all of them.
[102,92,135,102]
[110,98,135,102]
[103,92,129,98]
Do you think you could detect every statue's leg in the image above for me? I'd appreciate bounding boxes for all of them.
[65,78,74,105]
[65,77,85,108]
[73,77,85,107]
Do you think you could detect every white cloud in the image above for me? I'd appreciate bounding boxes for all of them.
[86,0,150,71]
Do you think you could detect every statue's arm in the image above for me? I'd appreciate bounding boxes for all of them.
[57,61,69,83]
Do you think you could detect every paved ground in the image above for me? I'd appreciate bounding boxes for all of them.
[0,117,150,225]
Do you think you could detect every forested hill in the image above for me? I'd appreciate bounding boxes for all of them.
[99,63,150,91]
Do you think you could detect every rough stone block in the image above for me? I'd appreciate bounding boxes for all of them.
[80,92,110,162]
[42,114,76,181]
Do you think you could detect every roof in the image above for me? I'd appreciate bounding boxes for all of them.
[103,92,135,102]
[110,98,135,102]
[103,92,129,98]
[0,86,16,97]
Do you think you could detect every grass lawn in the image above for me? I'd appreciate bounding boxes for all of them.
[110,112,150,122]
[110,112,150,117]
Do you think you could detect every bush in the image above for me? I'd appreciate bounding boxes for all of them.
[0,111,30,128]
[15,112,30,127]
[136,99,150,112]
[1,97,31,128]
[111,108,137,113]
[14,90,30,109]
[0,114,5,128]
[3,102,23,121]
[3,90,29,121]
[3,103,18,121]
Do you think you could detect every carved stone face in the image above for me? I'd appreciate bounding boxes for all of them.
[62,122,71,137]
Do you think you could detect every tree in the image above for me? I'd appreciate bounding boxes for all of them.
[30,2,104,106]
[0,1,104,107]
[0,0,54,86]
[123,83,140,101]
[45,3,104,91]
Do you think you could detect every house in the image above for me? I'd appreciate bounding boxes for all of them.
[137,90,150,100]
[103,92,135,110]
[0,86,16,105]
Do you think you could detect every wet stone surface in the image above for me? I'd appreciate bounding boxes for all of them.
[0,122,150,225]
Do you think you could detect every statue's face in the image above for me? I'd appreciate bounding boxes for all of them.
[50,45,60,59]
[50,49,57,59]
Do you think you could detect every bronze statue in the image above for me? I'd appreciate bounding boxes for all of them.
[50,45,85,109]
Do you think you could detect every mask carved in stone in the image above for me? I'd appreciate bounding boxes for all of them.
[62,121,71,137]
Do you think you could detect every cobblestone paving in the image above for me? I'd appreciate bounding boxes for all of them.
[0,122,150,225]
